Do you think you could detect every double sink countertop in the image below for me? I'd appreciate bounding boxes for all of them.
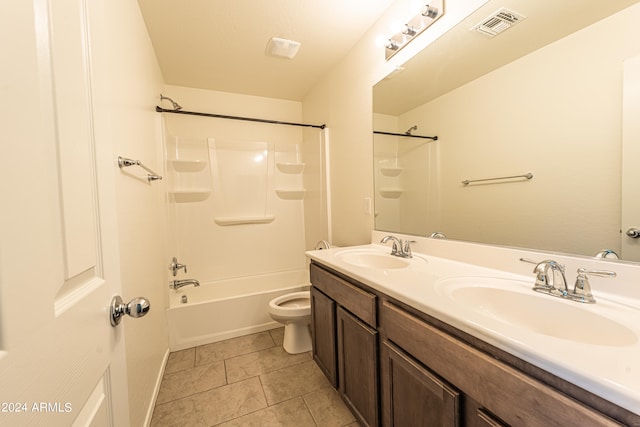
[306,243,640,416]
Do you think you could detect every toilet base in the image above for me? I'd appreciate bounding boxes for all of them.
[282,322,312,354]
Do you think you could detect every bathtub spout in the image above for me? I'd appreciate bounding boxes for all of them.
[170,279,200,290]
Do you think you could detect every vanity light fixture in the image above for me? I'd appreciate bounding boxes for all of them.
[402,24,417,37]
[383,0,445,60]
[385,39,400,51]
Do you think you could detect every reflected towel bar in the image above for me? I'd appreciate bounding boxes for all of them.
[118,156,163,182]
[462,173,533,186]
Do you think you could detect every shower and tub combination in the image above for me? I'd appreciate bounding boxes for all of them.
[166,269,309,351]
[159,96,329,352]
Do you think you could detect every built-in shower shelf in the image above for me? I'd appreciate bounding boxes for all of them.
[379,188,404,199]
[213,216,275,226]
[275,189,306,200]
[169,159,208,172]
[276,162,305,174]
[380,167,403,177]
[170,189,212,203]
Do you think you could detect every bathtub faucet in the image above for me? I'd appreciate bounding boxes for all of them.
[170,279,200,290]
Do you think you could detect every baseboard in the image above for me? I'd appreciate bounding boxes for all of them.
[143,347,170,427]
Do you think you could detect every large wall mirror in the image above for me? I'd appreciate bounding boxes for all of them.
[373,0,640,261]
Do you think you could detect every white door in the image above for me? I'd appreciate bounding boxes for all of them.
[621,54,640,262]
[0,0,130,425]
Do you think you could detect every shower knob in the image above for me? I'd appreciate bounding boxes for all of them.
[110,295,151,326]
[169,257,187,276]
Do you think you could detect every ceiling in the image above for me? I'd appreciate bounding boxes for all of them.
[136,0,396,101]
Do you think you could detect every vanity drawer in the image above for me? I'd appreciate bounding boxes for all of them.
[381,300,620,427]
[310,263,377,327]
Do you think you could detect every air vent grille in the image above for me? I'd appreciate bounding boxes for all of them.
[472,8,526,37]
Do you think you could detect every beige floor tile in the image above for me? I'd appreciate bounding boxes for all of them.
[260,360,331,405]
[165,347,196,374]
[151,394,209,427]
[269,327,284,346]
[196,331,275,366]
[226,345,311,383]
[152,377,267,427]
[215,397,316,427]
[157,361,226,405]
[198,377,268,425]
[304,386,356,426]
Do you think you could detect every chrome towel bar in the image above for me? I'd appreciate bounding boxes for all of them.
[118,156,162,182]
[462,172,533,186]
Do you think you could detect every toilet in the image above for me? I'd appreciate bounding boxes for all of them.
[268,290,312,354]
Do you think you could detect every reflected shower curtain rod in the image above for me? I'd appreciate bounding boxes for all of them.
[373,130,438,140]
[156,106,326,129]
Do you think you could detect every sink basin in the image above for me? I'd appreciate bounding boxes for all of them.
[335,249,424,269]
[436,277,638,347]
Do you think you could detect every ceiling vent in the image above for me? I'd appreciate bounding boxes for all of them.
[472,8,526,37]
[265,37,301,59]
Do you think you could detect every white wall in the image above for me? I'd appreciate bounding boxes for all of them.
[302,0,489,246]
[92,1,168,425]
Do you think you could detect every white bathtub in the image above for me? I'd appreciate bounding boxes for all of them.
[166,269,310,351]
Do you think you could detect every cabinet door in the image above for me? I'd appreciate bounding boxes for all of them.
[337,306,379,427]
[311,286,338,387]
[475,409,509,427]
[381,341,461,427]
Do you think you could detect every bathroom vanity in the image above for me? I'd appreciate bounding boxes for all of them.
[307,241,640,427]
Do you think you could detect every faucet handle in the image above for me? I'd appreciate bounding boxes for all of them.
[403,240,416,258]
[571,268,616,304]
[169,257,187,276]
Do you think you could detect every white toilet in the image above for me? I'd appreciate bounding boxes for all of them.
[268,290,312,354]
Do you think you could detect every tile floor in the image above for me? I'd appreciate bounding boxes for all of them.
[151,328,359,426]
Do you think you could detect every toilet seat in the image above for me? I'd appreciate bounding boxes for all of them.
[269,291,310,318]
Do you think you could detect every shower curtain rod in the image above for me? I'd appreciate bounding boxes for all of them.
[373,130,438,141]
[156,106,326,129]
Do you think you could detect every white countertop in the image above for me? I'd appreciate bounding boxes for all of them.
[306,243,640,416]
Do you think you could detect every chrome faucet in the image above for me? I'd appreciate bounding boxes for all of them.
[520,258,616,303]
[170,279,200,290]
[532,260,568,297]
[594,249,619,259]
[380,235,414,258]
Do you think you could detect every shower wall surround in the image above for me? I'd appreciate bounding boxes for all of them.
[161,85,324,288]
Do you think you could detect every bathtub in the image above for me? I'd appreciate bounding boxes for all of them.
[166,269,310,351]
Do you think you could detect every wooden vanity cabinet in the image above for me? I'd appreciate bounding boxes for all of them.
[309,261,632,427]
[310,286,337,387]
[381,300,621,427]
[337,306,379,426]
[381,340,462,426]
[310,262,379,427]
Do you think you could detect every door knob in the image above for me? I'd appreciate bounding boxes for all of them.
[110,295,150,326]
[626,228,640,238]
